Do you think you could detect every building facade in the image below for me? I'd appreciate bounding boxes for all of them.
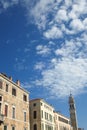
[30,98,73,130]
[54,111,73,130]
[30,98,55,130]
[0,73,30,130]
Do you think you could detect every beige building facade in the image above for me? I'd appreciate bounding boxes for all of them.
[30,98,73,130]
[30,98,55,130]
[0,73,30,130]
[54,111,73,130]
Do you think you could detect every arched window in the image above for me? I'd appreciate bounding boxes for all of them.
[33,124,37,130]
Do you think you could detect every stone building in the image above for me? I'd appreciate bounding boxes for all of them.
[54,111,73,130]
[0,73,30,130]
[29,98,73,130]
[30,98,55,130]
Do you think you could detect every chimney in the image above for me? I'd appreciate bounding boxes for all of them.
[16,80,20,86]
[9,76,12,81]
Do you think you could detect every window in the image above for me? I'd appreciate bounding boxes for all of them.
[33,103,36,107]
[33,111,37,119]
[4,125,7,130]
[5,105,8,117]
[23,94,27,102]
[41,110,43,118]
[12,107,15,119]
[12,126,15,130]
[41,103,43,106]
[6,84,8,92]
[33,124,37,130]
[0,103,1,113]
[59,117,68,124]
[0,96,2,113]
[0,80,2,89]
[12,88,16,96]
[0,96,2,101]
[24,128,27,130]
[41,123,44,130]
[24,112,26,122]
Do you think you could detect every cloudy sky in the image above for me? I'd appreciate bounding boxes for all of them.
[0,0,87,129]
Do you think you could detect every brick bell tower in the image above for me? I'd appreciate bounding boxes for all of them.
[69,94,78,130]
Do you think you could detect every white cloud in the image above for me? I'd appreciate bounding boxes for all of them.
[0,0,19,11]
[44,26,63,39]
[29,0,56,29]
[35,56,87,98]
[70,19,84,32]
[34,36,87,98]
[36,45,51,56]
[55,9,68,22]
[34,62,45,70]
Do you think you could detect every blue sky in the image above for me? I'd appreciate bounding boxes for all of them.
[0,0,87,129]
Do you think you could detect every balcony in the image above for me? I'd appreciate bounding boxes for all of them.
[0,114,4,124]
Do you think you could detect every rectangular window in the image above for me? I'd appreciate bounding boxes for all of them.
[12,126,15,130]
[5,105,8,117]
[0,96,2,101]
[12,88,16,96]
[4,125,7,130]
[12,107,15,119]
[49,114,52,122]
[0,81,2,89]
[6,84,8,92]
[24,112,26,122]
[23,94,27,102]
[41,110,43,118]
[33,111,37,119]
[33,103,36,106]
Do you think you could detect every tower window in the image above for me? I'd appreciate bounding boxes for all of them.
[33,111,37,119]
[70,104,74,109]
[33,103,36,107]
[33,124,37,130]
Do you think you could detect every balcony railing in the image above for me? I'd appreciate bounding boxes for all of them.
[0,113,4,124]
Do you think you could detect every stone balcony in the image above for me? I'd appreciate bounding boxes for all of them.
[0,114,4,124]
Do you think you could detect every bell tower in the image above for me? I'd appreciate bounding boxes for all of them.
[69,94,78,130]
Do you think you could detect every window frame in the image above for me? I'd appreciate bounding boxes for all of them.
[12,87,16,96]
[0,80,3,89]
[24,111,26,122]
[33,111,37,119]
[5,104,8,117]
[4,125,8,130]
[33,124,37,130]
[12,126,15,130]
[12,106,15,119]
[23,94,27,102]
[6,83,9,92]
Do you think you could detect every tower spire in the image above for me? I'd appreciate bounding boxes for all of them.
[69,94,78,130]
